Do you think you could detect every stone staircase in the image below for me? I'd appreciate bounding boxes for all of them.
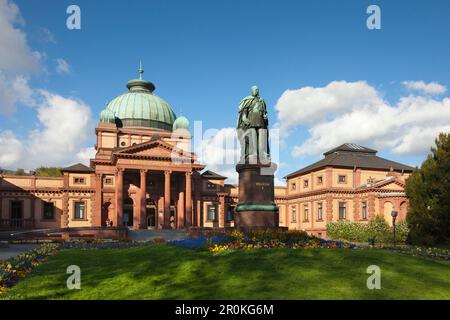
[127,229,190,242]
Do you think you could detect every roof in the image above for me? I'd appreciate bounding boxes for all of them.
[285,143,415,179]
[201,170,227,180]
[323,143,377,156]
[61,163,94,173]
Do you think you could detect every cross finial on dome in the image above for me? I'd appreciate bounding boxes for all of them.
[139,60,144,80]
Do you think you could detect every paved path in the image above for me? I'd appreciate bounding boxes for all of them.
[0,244,39,262]
[128,229,190,241]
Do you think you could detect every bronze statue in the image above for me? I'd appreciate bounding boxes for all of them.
[237,86,270,162]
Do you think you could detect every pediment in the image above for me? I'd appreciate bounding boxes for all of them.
[373,178,405,191]
[113,139,194,162]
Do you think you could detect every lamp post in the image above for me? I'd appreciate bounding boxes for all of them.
[391,210,398,246]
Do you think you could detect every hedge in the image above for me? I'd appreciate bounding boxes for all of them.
[326,215,409,244]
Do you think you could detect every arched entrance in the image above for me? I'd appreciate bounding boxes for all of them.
[399,201,408,221]
[146,198,156,229]
[102,201,112,226]
[383,201,394,226]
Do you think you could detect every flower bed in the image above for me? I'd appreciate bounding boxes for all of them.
[0,243,59,295]
[380,245,450,261]
[171,229,357,254]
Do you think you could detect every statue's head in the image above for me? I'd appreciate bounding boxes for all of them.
[251,85,259,97]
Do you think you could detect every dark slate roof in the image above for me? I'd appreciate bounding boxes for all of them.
[201,170,227,180]
[61,163,94,173]
[323,143,377,156]
[285,143,415,179]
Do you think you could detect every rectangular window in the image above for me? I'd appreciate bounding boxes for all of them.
[227,206,235,221]
[104,177,113,185]
[206,183,216,190]
[303,180,309,188]
[317,176,323,184]
[304,205,309,222]
[43,202,54,220]
[317,202,323,221]
[74,177,86,185]
[338,175,346,183]
[362,202,367,220]
[291,182,296,191]
[339,202,346,220]
[291,206,297,223]
[207,205,217,221]
[74,201,86,220]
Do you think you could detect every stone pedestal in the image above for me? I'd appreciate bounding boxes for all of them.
[235,162,279,230]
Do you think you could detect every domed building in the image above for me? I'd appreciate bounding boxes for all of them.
[0,66,413,239]
[91,67,209,229]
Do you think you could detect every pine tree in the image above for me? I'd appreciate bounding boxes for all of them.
[406,133,450,245]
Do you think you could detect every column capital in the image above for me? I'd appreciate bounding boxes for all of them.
[117,167,125,173]
[185,171,193,177]
[164,170,172,175]
[140,169,148,174]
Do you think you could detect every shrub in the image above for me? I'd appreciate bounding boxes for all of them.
[327,215,409,244]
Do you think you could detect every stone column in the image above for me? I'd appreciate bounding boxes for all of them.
[137,169,147,230]
[0,195,3,220]
[93,173,102,226]
[326,195,333,222]
[164,170,171,228]
[196,199,201,227]
[218,194,226,228]
[368,193,376,220]
[30,197,36,228]
[178,191,185,228]
[185,172,192,227]
[115,168,124,227]
[353,195,361,221]
[62,193,69,228]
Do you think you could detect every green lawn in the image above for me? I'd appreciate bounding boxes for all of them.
[2,245,449,300]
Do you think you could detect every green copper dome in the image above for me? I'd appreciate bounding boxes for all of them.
[173,114,189,131]
[99,109,116,124]
[102,66,176,131]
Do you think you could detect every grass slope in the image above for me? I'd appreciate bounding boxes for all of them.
[2,245,449,300]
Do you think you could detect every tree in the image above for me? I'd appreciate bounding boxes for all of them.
[35,167,63,177]
[406,133,450,245]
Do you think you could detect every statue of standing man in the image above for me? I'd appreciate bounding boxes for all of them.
[237,86,270,163]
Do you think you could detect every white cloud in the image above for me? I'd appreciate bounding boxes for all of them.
[0,0,41,74]
[403,80,446,95]
[275,81,383,135]
[0,1,93,170]
[195,127,240,183]
[39,27,56,44]
[0,72,35,114]
[76,147,96,165]
[0,91,95,170]
[56,58,70,74]
[0,130,23,167]
[275,81,450,158]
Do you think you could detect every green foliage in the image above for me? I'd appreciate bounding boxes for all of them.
[14,168,27,176]
[35,167,63,177]
[2,246,449,299]
[406,133,450,245]
[327,215,408,244]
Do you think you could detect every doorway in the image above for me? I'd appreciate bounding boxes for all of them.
[10,200,23,228]
[123,197,134,227]
[146,206,156,229]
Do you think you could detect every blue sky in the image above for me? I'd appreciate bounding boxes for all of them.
[1,0,450,183]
